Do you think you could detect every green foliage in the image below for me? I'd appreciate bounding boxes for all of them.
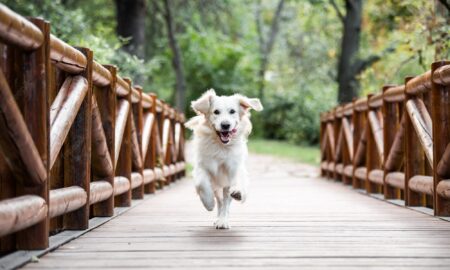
[3,0,152,90]
[3,0,448,149]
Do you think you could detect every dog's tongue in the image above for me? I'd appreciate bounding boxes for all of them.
[220,131,231,143]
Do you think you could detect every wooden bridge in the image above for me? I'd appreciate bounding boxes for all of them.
[0,3,450,269]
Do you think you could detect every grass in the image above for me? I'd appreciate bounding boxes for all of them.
[247,138,320,165]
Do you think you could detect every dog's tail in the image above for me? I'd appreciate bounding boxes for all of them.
[185,115,204,130]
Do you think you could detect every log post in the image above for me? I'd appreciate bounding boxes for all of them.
[63,47,92,230]
[132,87,144,199]
[14,18,50,249]
[179,113,186,177]
[366,94,379,194]
[115,79,132,207]
[92,65,116,217]
[383,85,401,199]
[352,101,365,189]
[320,113,327,177]
[405,76,425,207]
[144,94,158,194]
[332,108,341,181]
[431,61,450,216]
[0,42,15,252]
[48,54,66,235]
[157,101,167,187]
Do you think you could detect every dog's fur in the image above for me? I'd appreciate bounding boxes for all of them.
[186,89,263,229]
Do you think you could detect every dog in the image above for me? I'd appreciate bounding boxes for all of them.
[185,89,263,229]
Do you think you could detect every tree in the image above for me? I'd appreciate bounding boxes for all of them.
[115,0,146,58]
[331,0,393,103]
[255,0,285,101]
[159,0,187,111]
[115,0,147,84]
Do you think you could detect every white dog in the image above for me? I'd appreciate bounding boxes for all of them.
[185,89,263,229]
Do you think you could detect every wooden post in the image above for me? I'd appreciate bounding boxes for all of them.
[320,113,326,177]
[179,113,186,177]
[432,61,450,216]
[342,114,351,185]
[352,102,365,189]
[332,108,340,181]
[405,76,424,206]
[63,47,92,230]
[115,80,132,207]
[0,41,16,251]
[92,65,116,217]
[132,87,144,199]
[48,53,67,234]
[144,94,158,193]
[366,94,379,194]
[157,102,166,187]
[14,18,50,249]
[383,85,400,199]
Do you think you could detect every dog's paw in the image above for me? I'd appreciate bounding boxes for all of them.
[230,190,242,201]
[214,218,230,230]
[230,187,246,202]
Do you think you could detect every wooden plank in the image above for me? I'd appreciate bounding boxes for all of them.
[21,153,450,269]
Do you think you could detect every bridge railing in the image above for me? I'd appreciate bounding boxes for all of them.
[320,60,450,217]
[0,4,186,252]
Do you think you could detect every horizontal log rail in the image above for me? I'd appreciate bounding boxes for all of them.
[0,3,186,253]
[0,5,43,50]
[383,85,405,103]
[49,187,87,218]
[0,196,47,237]
[320,60,450,216]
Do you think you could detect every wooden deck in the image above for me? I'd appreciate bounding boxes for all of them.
[23,154,450,269]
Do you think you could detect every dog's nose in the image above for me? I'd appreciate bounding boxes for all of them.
[221,122,231,130]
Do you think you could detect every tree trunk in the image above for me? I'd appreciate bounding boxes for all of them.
[115,0,146,59]
[256,0,285,102]
[435,0,450,60]
[337,0,362,104]
[162,0,187,111]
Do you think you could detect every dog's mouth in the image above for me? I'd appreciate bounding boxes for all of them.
[217,129,237,144]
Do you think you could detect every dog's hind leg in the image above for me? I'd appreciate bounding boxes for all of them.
[194,167,215,211]
[214,187,231,229]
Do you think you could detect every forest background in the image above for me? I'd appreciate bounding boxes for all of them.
[5,0,449,149]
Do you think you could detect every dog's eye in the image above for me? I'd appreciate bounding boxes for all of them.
[213,110,220,115]
[230,109,236,114]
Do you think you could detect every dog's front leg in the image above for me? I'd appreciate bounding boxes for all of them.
[214,187,231,229]
[194,167,215,211]
[229,166,248,203]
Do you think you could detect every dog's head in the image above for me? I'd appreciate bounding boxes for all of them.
[191,89,263,145]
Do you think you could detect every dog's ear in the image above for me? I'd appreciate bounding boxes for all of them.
[191,89,216,114]
[236,95,263,112]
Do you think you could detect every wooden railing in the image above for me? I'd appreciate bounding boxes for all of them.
[0,4,186,252]
[320,60,450,216]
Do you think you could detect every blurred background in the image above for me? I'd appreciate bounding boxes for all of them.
[5,0,449,164]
